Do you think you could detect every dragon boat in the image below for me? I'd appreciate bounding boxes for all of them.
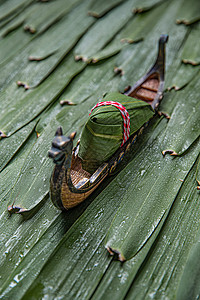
[48,35,169,210]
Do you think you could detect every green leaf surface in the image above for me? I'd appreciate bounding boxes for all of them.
[118,3,166,42]
[124,155,200,299]
[57,57,119,105]
[85,1,170,63]
[0,120,36,172]
[116,0,188,92]
[0,0,94,89]
[105,126,200,261]
[164,23,200,90]
[104,75,200,260]
[0,201,91,299]
[74,0,134,62]
[0,0,81,58]
[0,136,35,204]
[166,61,199,91]
[5,122,59,214]
[0,82,32,125]
[88,0,124,18]
[133,0,167,13]
[0,54,85,136]
[0,149,100,299]
[176,0,200,25]
[0,11,21,31]
[91,152,200,300]
[17,170,138,300]
[22,0,81,35]
[162,74,200,155]
[0,14,25,37]
[0,196,60,294]
[181,23,200,65]
[176,228,200,300]
[0,0,33,22]
[0,26,31,66]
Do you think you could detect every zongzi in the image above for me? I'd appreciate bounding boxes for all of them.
[78,92,154,173]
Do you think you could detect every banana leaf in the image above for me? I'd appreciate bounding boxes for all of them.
[74,0,134,62]
[78,92,154,173]
[88,0,124,18]
[162,73,200,156]
[1,0,200,299]
[116,0,188,93]
[181,23,200,65]
[0,120,36,171]
[0,0,33,22]
[176,0,200,24]
[176,227,200,300]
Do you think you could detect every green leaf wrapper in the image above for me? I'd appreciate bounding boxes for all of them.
[78,92,154,173]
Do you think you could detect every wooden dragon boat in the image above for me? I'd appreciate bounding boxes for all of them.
[48,35,168,210]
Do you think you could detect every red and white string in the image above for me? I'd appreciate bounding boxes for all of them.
[90,101,130,146]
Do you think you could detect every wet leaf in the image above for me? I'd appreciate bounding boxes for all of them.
[181,23,200,65]
[82,3,164,63]
[162,74,200,155]
[176,228,200,300]
[0,26,31,66]
[74,0,134,62]
[116,0,188,92]
[105,125,200,261]
[1,0,200,298]
[88,0,124,18]
[0,0,94,90]
[0,121,36,172]
[133,0,167,13]
[166,62,199,91]
[122,155,200,300]
[105,73,200,260]
[0,202,87,299]
[0,0,33,22]
[0,54,85,136]
[8,56,120,214]
[22,0,81,35]
[176,0,200,25]
[15,166,136,300]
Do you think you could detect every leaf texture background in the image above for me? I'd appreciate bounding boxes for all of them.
[0,0,199,299]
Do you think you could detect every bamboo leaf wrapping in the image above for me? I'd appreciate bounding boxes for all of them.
[78,92,154,173]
